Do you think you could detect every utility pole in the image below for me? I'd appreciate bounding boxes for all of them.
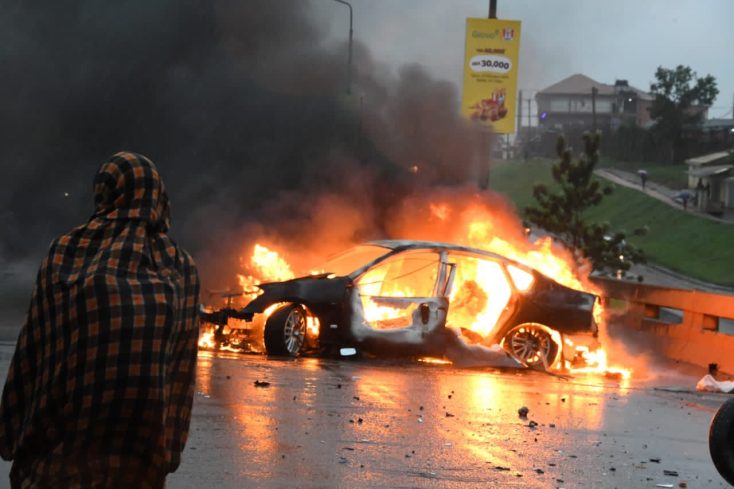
[527,96,532,153]
[591,86,598,132]
[333,0,353,95]
[489,0,497,18]
[517,90,523,134]
[527,97,531,132]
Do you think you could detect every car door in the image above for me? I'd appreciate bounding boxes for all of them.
[444,253,514,344]
[347,250,451,352]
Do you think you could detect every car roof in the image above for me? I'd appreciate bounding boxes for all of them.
[368,239,525,267]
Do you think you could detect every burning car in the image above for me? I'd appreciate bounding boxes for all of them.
[200,240,600,370]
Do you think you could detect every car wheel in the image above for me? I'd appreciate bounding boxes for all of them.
[709,397,734,485]
[503,323,559,370]
[264,304,308,357]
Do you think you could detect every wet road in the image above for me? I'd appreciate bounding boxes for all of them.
[0,343,729,488]
[164,351,728,489]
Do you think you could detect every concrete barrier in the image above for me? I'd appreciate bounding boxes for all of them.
[593,277,734,373]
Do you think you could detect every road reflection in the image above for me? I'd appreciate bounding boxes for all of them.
[192,352,634,488]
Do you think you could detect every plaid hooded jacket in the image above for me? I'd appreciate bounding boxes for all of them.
[0,152,200,488]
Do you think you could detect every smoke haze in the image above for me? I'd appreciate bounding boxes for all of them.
[0,0,493,291]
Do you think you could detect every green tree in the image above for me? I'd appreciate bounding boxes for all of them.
[525,132,645,274]
[650,65,718,163]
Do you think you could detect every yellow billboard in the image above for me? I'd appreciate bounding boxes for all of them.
[462,18,522,134]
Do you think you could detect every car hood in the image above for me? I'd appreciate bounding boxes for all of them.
[243,275,352,314]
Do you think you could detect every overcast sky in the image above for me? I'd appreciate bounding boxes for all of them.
[316,0,734,119]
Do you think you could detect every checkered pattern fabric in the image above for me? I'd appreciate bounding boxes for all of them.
[0,152,200,488]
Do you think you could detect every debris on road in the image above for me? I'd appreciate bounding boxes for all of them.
[254,380,271,387]
[518,406,529,418]
[696,374,734,393]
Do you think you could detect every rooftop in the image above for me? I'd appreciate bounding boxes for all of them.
[538,73,652,100]
[687,164,733,178]
[685,151,732,166]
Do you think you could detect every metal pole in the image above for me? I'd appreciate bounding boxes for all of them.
[527,97,531,129]
[482,0,497,188]
[517,90,523,133]
[528,97,532,155]
[333,0,353,95]
[591,86,598,132]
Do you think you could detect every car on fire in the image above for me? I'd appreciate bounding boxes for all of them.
[201,240,600,370]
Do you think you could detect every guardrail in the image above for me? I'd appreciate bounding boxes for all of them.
[592,277,734,373]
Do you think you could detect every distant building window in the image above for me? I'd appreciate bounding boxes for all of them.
[550,97,569,112]
[596,99,613,113]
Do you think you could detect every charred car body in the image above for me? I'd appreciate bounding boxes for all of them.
[202,240,599,369]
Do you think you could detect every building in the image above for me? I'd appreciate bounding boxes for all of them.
[536,74,653,133]
[685,151,734,213]
[700,118,734,145]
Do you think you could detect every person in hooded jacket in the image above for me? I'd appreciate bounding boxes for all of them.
[0,152,200,488]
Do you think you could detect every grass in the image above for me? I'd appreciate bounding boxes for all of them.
[490,158,734,287]
[598,156,689,189]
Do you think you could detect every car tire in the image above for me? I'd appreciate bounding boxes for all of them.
[709,397,734,485]
[503,323,559,370]
[264,304,308,357]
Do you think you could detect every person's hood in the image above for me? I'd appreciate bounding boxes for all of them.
[92,151,171,232]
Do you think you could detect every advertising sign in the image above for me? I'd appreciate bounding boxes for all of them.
[461,18,522,134]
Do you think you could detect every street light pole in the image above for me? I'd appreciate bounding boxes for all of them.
[489,0,497,18]
[333,0,353,95]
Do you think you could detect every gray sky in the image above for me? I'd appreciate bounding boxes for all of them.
[317,0,734,119]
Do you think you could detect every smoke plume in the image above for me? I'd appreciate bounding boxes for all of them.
[0,0,491,291]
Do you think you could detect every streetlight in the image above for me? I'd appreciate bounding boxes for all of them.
[332,0,353,95]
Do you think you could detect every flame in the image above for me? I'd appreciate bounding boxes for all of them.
[447,258,511,339]
[430,203,450,221]
[238,244,296,297]
[198,331,216,349]
[567,345,632,381]
[208,202,631,378]
[417,200,630,377]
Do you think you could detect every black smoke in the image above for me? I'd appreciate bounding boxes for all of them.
[0,0,488,290]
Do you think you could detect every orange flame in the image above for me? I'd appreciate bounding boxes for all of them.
[205,199,631,378]
[238,244,295,297]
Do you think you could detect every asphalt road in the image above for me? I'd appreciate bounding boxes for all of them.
[169,351,729,489]
[0,346,730,488]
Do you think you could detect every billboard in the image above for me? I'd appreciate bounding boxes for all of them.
[461,18,522,134]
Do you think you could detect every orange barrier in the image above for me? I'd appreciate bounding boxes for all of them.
[593,277,734,373]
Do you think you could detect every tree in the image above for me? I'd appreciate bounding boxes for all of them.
[650,65,718,163]
[525,132,645,275]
